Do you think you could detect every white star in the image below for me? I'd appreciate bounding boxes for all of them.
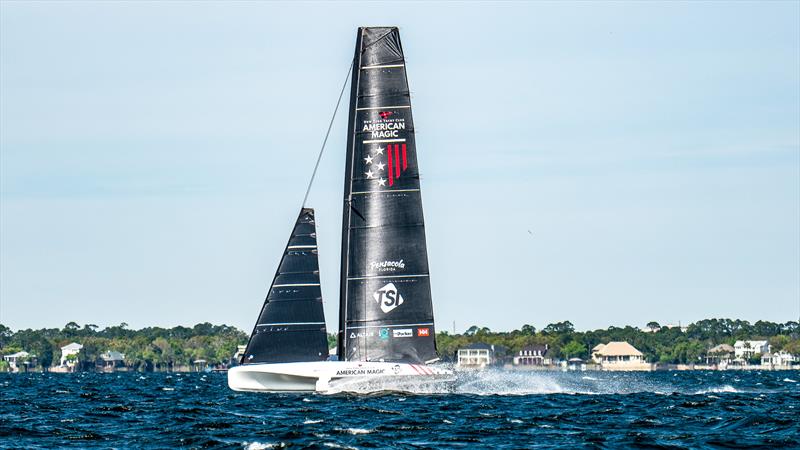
[364,155,373,164]
[365,170,375,179]
[376,162,385,171]
[374,146,385,155]
[377,178,386,186]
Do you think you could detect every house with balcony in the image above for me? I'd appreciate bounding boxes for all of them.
[457,343,495,369]
[60,342,83,368]
[761,351,796,368]
[592,341,651,371]
[99,351,125,370]
[3,351,33,372]
[733,340,770,361]
[513,344,551,366]
[705,344,735,366]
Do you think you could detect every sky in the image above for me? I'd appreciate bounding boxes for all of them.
[1,1,798,333]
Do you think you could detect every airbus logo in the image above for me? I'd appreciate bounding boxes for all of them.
[374,282,404,313]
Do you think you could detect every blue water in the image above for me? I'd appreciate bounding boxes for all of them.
[1,370,798,448]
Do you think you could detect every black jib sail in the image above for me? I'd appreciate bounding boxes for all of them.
[337,27,437,364]
[242,208,329,364]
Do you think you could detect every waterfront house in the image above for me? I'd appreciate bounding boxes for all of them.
[733,340,770,360]
[591,344,606,363]
[513,344,551,366]
[705,344,735,365]
[3,351,31,372]
[457,343,494,369]
[592,341,651,371]
[99,351,125,370]
[761,351,796,368]
[60,342,83,368]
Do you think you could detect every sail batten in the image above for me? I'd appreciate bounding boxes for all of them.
[337,27,437,364]
[242,208,329,364]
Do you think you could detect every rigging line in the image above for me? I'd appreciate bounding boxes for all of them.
[301,61,354,208]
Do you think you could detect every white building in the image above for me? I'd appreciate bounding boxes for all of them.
[60,342,83,367]
[734,340,770,360]
[761,351,796,367]
[3,351,31,372]
[457,343,494,369]
[513,344,551,366]
[592,341,651,371]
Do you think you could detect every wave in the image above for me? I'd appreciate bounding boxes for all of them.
[335,428,373,435]
[324,369,749,396]
[243,442,277,449]
[693,385,738,394]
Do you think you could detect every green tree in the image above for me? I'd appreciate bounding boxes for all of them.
[561,340,587,359]
[543,321,574,335]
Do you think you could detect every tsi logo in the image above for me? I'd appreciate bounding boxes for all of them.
[373,282,404,313]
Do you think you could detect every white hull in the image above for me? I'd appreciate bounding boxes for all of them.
[228,361,453,393]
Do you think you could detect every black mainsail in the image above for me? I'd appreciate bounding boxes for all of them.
[337,27,437,364]
[242,208,328,364]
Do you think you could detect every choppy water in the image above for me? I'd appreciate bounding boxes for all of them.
[1,370,798,448]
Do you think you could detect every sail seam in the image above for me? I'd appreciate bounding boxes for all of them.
[257,322,325,326]
[347,322,434,330]
[356,105,410,111]
[347,274,429,280]
[272,283,320,287]
[351,188,419,195]
[361,64,404,69]
[363,138,406,143]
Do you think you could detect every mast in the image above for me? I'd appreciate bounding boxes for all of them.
[242,208,328,364]
[337,27,437,364]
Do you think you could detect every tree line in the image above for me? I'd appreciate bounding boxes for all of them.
[0,322,247,372]
[1,318,798,371]
[435,319,800,364]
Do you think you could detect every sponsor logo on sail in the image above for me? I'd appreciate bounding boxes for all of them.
[392,364,401,374]
[379,328,390,340]
[417,328,430,337]
[361,113,409,188]
[393,328,413,338]
[370,259,405,273]
[374,282,404,313]
[349,331,375,339]
[362,116,405,140]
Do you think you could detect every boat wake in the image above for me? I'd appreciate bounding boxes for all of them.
[323,369,748,396]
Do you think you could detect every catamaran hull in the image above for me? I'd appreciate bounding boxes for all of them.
[228,361,452,393]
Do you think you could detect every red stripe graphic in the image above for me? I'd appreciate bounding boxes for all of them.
[402,144,407,170]
[410,364,422,375]
[394,144,400,179]
[387,145,394,186]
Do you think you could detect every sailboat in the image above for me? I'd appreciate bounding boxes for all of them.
[228,27,450,393]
